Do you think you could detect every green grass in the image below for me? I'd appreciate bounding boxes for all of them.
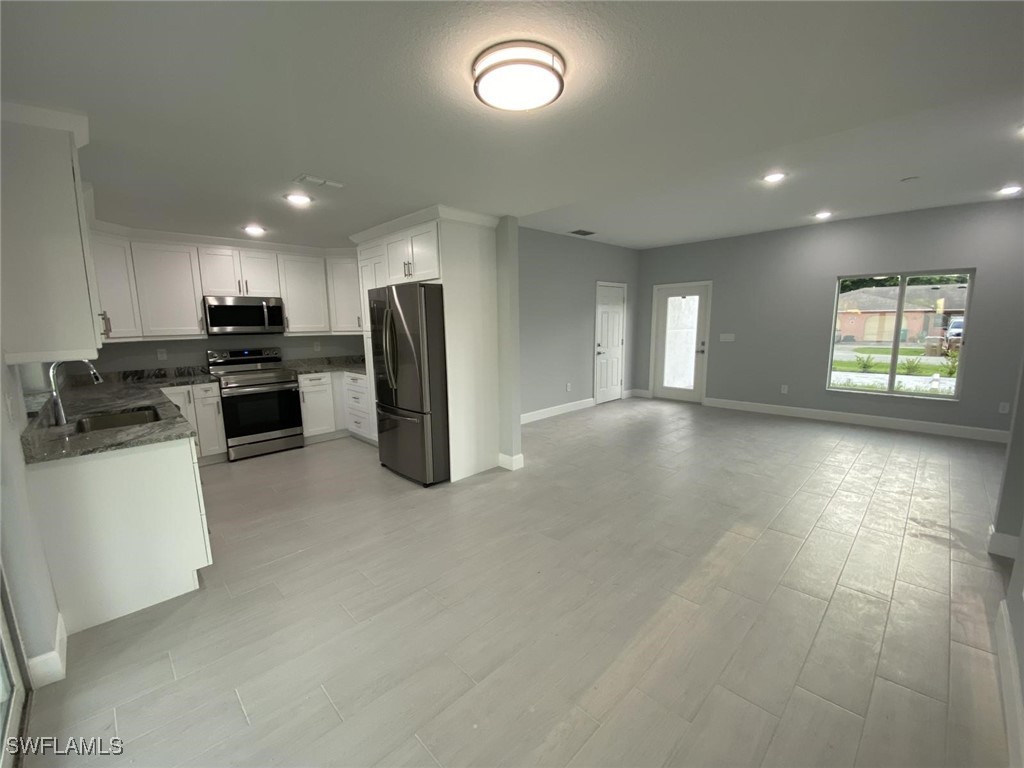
[851,346,931,356]
[831,360,948,376]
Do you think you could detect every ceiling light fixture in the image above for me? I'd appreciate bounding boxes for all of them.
[243,224,266,237]
[997,184,1022,196]
[285,193,313,208]
[762,172,787,184]
[473,41,565,112]
[814,210,833,221]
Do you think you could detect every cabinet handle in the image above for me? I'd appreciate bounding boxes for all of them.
[98,311,112,338]
[237,279,241,294]
[357,316,362,328]
[245,279,249,294]
[187,390,192,405]
[285,316,290,330]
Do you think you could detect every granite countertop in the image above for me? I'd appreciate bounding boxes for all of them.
[22,381,198,465]
[288,357,366,376]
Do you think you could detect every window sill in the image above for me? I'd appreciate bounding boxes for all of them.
[826,387,960,403]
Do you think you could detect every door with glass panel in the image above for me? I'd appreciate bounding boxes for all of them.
[1,579,26,768]
[652,283,711,402]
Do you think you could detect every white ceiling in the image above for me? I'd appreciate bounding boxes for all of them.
[2,2,1022,250]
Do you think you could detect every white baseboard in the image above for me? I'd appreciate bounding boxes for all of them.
[702,397,1009,443]
[625,389,651,399]
[498,453,524,471]
[521,398,595,425]
[27,613,67,689]
[996,601,1024,768]
[988,525,1019,560]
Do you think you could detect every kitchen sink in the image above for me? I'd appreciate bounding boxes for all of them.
[75,407,161,433]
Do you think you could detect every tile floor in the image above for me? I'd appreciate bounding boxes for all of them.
[26,399,1012,767]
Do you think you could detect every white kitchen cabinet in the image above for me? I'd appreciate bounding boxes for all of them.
[299,374,335,436]
[91,232,143,340]
[199,248,281,298]
[332,372,347,430]
[198,246,241,296]
[1,120,103,363]
[357,246,387,330]
[161,385,200,455]
[133,243,205,336]
[193,387,226,457]
[328,258,362,333]
[341,370,376,441]
[239,250,281,297]
[384,221,440,284]
[278,254,330,334]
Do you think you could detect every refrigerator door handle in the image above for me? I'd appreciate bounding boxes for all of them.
[382,306,398,390]
[376,405,419,423]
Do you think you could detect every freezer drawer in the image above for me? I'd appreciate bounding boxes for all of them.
[376,403,449,486]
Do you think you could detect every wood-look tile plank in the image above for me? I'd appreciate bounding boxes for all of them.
[855,678,946,768]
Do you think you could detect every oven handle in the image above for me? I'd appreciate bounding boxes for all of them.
[262,300,269,329]
[221,382,299,397]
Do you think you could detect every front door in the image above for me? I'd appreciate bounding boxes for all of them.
[594,283,626,405]
[652,283,711,402]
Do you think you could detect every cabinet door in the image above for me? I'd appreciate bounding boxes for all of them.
[133,243,204,336]
[91,233,143,339]
[197,246,241,297]
[278,254,330,333]
[408,221,440,282]
[194,395,227,456]
[161,386,200,455]
[239,250,281,297]
[328,258,362,332]
[358,245,386,328]
[300,385,336,436]
[386,235,413,283]
[331,372,347,430]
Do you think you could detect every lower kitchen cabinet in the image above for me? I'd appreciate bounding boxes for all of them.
[161,385,199,455]
[337,370,376,442]
[194,391,227,457]
[299,373,336,436]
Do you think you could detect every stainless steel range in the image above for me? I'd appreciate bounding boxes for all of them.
[208,348,303,461]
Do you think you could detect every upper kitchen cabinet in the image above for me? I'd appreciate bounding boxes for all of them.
[357,244,387,330]
[198,248,281,297]
[132,242,205,336]
[91,232,143,340]
[278,253,330,334]
[383,221,440,284]
[239,250,281,297]
[1,116,103,363]
[197,246,241,296]
[327,257,362,333]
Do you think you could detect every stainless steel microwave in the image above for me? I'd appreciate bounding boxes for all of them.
[204,296,286,335]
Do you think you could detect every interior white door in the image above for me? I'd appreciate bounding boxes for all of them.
[594,283,626,405]
[1,588,26,768]
[652,283,711,402]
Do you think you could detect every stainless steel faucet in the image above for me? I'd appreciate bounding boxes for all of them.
[49,360,104,426]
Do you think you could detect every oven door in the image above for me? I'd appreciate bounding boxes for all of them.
[220,383,302,446]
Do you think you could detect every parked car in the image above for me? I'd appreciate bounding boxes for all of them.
[946,317,964,348]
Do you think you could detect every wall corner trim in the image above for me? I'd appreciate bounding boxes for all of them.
[498,453,525,471]
[701,398,1010,443]
[521,398,595,425]
[626,389,651,399]
[988,525,1019,560]
[996,601,1024,768]
[27,612,67,689]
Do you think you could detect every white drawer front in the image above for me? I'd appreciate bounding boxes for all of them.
[345,389,370,412]
[342,372,367,387]
[193,383,220,400]
[299,372,331,387]
[347,410,374,437]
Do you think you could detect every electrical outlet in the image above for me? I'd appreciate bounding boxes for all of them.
[566,383,572,392]
[156,349,167,361]
[780,384,789,395]
[314,341,321,352]
[998,402,1010,414]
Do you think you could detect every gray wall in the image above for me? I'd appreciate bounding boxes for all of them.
[635,201,1024,432]
[92,334,364,373]
[1,362,62,659]
[519,228,640,414]
[496,216,522,458]
[1000,358,1024,702]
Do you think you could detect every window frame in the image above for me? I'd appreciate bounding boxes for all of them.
[826,268,975,401]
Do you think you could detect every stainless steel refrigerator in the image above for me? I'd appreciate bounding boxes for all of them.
[369,283,450,486]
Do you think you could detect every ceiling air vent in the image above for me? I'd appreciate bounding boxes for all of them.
[294,174,345,190]
[570,229,595,237]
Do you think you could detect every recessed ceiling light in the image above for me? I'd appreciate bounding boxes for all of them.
[762,172,787,184]
[814,210,833,221]
[285,193,313,208]
[243,224,266,237]
[997,184,1022,196]
[473,41,565,112]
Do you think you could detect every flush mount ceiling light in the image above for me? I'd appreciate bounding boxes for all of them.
[473,41,565,112]
[285,193,313,208]
[762,172,787,184]
[814,210,833,221]
[997,184,1022,196]
[243,224,266,237]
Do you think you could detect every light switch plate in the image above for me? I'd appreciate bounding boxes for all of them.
[998,402,1010,414]
[156,349,167,361]
[719,333,736,342]
[314,341,321,352]
[780,384,789,395]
